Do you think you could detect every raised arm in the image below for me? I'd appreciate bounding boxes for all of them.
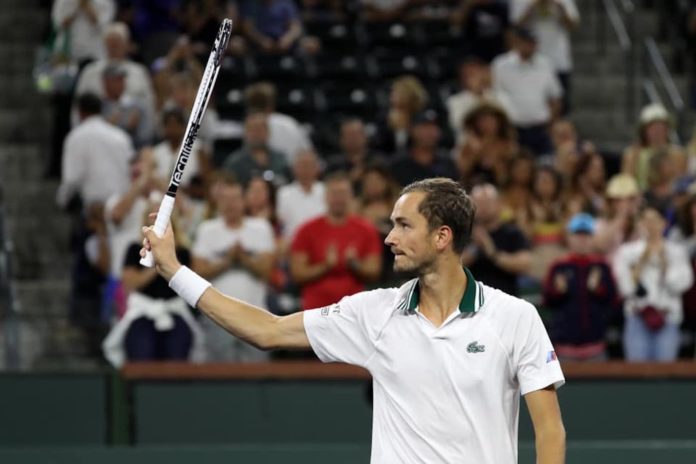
[143,223,310,351]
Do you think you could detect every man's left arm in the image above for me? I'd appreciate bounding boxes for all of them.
[525,386,566,464]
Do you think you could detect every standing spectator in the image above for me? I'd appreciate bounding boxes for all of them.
[276,150,326,243]
[101,64,152,147]
[74,22,156,128]
[565,151,607,217]
[290,173,382,309]
[57,93,134,210]
[622,103,686,191]
[455,0,510,63]
[191,175,276,361]
[454,102,517,188]
[492,26,562,157]
[543,213,617,361]
[51,0,116,65]
[549,119,595,183]
[390,110,458,186]
[325,118,373,191]
[613,207,693,361]
[221,113,291,186]
[594,174,642,260]
[244,82,313,165]
[239,0,304,54]
[375,75,429,155]
[152,108,204,191]
[463,183,532,296]
[511,0,580,113]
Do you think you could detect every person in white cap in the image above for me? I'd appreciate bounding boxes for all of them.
[622,103,686,191]
[140,177,566,464]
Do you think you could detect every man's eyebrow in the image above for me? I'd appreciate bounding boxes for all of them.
[390,216,408,224]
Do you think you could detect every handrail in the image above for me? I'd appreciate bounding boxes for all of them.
[604,0,631,51]
[0,186,20,370]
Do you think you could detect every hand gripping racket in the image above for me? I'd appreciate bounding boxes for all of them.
[140,19,233,267]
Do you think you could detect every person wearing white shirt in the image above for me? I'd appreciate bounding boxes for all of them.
[191,176,276,362]
[57,93,134,209]
[51,0,115,64]
[152,108,202,190]
[276,150,326,242]
[511,0,580,113]
[613,206,694,361]
[142,177,566,463]
[492,26,562,156]
[244,82,313,165]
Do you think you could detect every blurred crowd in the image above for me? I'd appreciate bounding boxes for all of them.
[46,0,696,365]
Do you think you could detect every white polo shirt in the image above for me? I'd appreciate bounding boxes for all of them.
[304,268,564,464]
[276,181,326,240]
[492,51,562,127]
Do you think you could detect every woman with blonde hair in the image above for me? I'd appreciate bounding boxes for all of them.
[375,75,429,154]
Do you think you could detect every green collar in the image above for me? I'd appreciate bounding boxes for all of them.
[397,268,485,314]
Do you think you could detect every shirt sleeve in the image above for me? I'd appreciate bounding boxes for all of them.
[546,68,564,99]
[514,303,565,395]
[303,291,384,367]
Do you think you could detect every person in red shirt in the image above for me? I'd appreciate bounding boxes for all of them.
[290,172,383,309]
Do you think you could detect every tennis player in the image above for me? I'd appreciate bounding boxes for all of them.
[142,177,565,463]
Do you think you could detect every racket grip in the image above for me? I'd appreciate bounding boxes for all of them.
[140,194,176,268]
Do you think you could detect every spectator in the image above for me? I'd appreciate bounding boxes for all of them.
[492,26,562,157]
[672,191,696,256]
[116,0,183,65]
[325,118,373,192]
[191,174,276,361]
[74,22,156,128]
[57,93,134,210]
[152,107,204,191]
[361,0,411,22]
[164,72,220,151]
[565,152,607,217]
[101,64,152,147]
[543,213,617,361]
[290,172,382,309]
[151,36,204,112]
[454,102,517,188]
[51,0,116,65]
[613,206,693,361]
[221,112,291,186]
[276,150,326,243]
[500,150,536,226]
[622,103,687,191]
[375,75,429,155]
[245,175,279,231]
[549,119,596,183]
[594,174,642,260]
[643,149,678,221]
[390,109,458,186]
[181,0,226,56]
[463,183,532,296]
[455,0,510,63]
[244,82,313,165]
[102,228,203,367]
[239,0,305,54]
[511,0,580,113]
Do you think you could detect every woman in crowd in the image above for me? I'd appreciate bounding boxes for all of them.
[594,174,642,260]
[500,150,536,227]
[375,75,428,154]
[565,151,607,217]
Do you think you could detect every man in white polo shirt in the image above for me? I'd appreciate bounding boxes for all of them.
[141,178,566,464]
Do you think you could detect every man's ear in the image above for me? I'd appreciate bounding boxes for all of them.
[434,225,454,252]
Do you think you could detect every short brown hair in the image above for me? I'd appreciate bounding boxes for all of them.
[245,82,276,111]
[401,178,476,253]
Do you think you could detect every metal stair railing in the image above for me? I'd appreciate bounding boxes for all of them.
[0,186,20,369]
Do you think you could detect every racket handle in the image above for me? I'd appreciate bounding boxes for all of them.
[140,195,176,268]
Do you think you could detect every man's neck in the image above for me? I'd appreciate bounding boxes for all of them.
[327,213,349,225]
[298,179,315,192]
[224,216,243,229]
[418,259,468,327]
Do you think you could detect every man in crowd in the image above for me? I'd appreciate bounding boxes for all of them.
[325,118,373,191]
[101,64,152,147]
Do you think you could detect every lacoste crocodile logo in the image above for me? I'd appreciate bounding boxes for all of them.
[467,341,486,353]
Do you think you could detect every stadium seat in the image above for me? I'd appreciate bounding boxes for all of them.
[216,56,250,94]
[304,18,360,53]
[359,21,419,52]
[249,54,308,84]
[216,88,245,121]
[317,82,378,120]
[416,19,462,50]
[368,48,432,81]
[310,53,369,83]
[274,85,318,122]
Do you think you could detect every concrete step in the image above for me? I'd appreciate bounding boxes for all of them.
[0,109,51,142]
[0,145,47,181]
[14,279,71,317]
[0,11,49,41]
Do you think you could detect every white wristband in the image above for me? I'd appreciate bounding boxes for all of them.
[168,266,212,307]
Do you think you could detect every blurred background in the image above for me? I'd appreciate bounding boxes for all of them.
[1,0,696,462]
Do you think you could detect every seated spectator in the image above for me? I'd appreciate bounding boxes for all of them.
[57,93,134,210]
[622,103,686,191]
[492,26,562,157]
[390,109,458,186]
[549,119,596,182]
[454,102,517,188]
[594,174,642,260]
[221,112,291,186]
[511,0,580,113]
[181,0,227,57]
[326,118,373,192]
[191,174,276,361]
[51,0,115,65]
[463,183,532,296]
[375,75,429,155]
[74,23,155,127]
[643,149,679,222]
[245,175,279,233]
[526,166,568,281]
[101,64,152,147]
[543,213,617,361]
[239,0,307,54]
[101,225,204,367]
[500,150,536,225]
[152,108,204,191]
[244,82,313,164]
[290,172,382,309]
[151,36,204,112]
[565,152,607,217]
[455,0,509,63]
[276,150,326,243]
[613,206,694,361]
